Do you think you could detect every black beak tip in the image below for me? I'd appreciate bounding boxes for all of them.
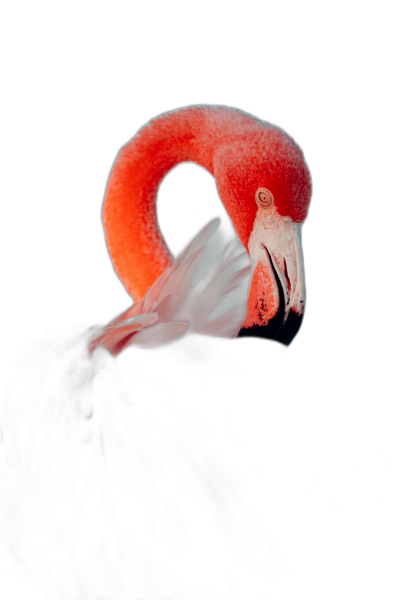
[237,310,304,346]
[275,310,304,345]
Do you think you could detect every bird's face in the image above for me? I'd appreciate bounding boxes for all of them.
[213,127,311,345]
[238,188,306,345]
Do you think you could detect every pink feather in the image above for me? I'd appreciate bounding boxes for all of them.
[89,220,251,354]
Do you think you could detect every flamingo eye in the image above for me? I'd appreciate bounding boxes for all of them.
[256,188,274,208]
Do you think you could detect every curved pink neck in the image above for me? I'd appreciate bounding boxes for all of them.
[103,106,260,301]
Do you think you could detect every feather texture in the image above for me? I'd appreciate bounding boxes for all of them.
[89,220,251,355]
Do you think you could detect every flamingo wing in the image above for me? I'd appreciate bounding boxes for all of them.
[89,220,251,355]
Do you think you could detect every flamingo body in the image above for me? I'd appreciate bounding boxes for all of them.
[4,105,398,600]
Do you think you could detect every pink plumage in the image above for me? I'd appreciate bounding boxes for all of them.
[89,219,251,354]
[100,105,312,347]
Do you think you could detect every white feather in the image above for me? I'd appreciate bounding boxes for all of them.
[132,321,188,346]
[89,219,251,354]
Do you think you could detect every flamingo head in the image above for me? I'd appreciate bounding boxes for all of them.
[213,124,312,344]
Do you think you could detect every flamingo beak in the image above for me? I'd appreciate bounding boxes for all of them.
[266,220,306,345]
[238,210,306,345]
[265,221,305,323]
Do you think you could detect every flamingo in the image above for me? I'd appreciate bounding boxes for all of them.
[0,107,398,600]
[89,105,312,355]
[0,106,316,600]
